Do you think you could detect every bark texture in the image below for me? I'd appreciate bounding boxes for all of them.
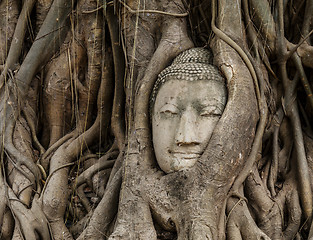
[0,0,312,239]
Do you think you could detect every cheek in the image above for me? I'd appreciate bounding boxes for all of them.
[152,117,176,149]
[197,117,220,143]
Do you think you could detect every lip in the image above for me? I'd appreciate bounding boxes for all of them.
[172,152,201,159]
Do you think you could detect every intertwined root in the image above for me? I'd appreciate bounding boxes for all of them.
[0,0,313,239]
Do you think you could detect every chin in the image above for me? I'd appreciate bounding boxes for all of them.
[170,158,198,172]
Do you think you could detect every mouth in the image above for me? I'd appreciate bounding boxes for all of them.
[171,152,201,159]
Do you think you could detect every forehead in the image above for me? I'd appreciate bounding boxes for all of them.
[154,79,226,106]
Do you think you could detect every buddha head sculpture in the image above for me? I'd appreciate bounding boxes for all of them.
[151,48,227,173]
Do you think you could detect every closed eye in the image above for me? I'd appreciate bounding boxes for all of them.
[162,109,178,115]
[200,106,222,117]
[200,112,221,117]
[159,104,179,116]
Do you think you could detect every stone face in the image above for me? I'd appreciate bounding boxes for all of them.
[150,48,227,174]
[151,48,227,174]
[152,78,226,173]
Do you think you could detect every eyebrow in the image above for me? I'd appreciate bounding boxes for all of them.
[193,99,225,109]
[157,102,179,111]
[163,102,179,108]
[200,104,225,113]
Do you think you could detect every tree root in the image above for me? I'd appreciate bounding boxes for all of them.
[41,131,78,170]
[40,42,114,237]
[107,5,126,150]
[0,0,312,239]
[0,0,37,89]
[4,110,40,190]
[70,210,94,239]
[35,0,53,32]
[226,197,270,240]
[8,192,51,240]
[106,149,123,184]
[75,159,115,188]
[245,165,302,239]
[22,104,46,156]
[211,0,268,195]
[0,0,19,66]
[76,184,92,213]
[41,116,102,237]
[78,168,122,240]
[277,2,313,221]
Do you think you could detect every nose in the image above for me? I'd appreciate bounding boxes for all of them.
[175,108,200,146]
